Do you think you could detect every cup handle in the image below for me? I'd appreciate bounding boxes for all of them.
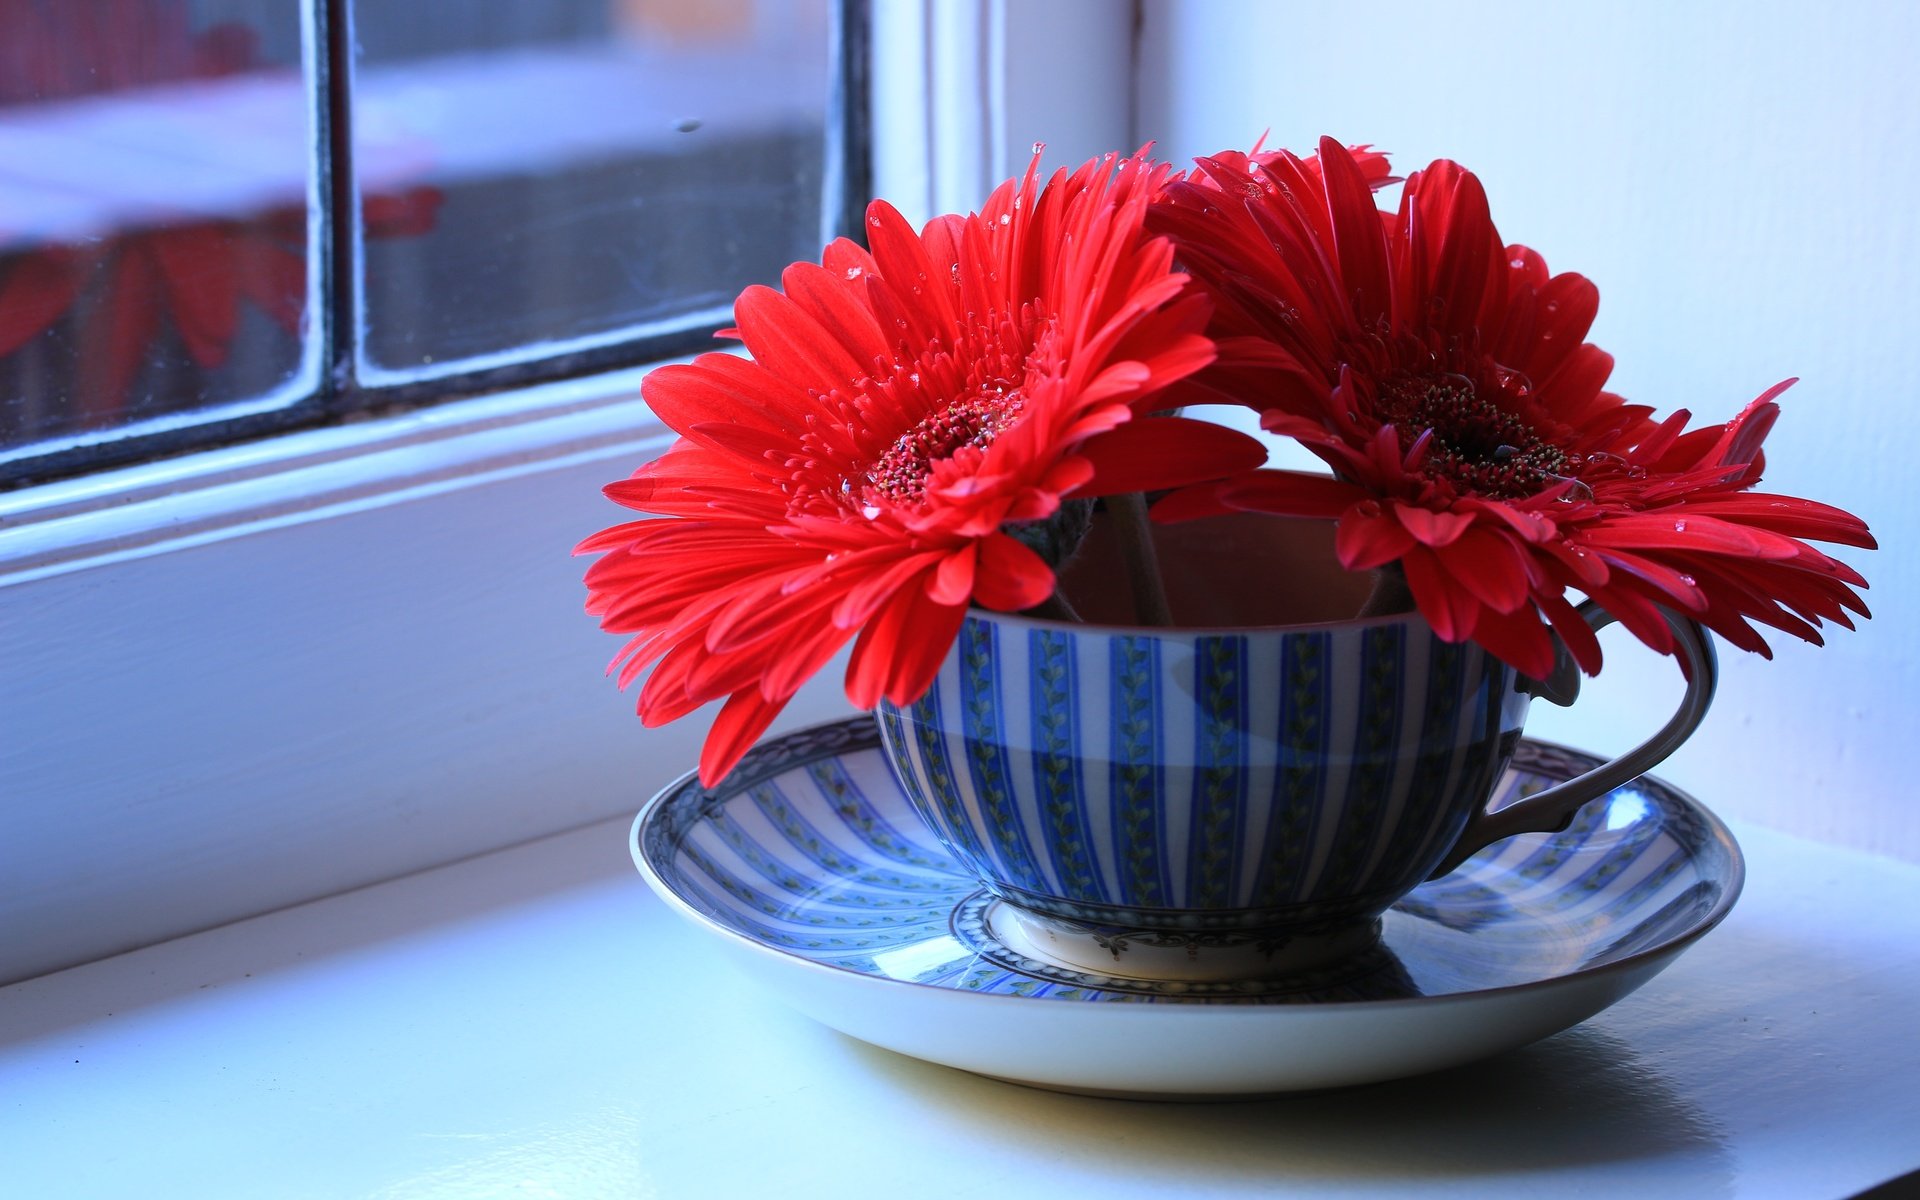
[1427,601,1718,879]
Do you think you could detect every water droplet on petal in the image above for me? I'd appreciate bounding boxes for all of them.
[1673,519,1689,532]
[1549,476,1595,504]
[1491,366,1533,398]
[999,213,1011,225]
[860,505,881,519]
[845,266,863,280]
[1679,574,1698,588]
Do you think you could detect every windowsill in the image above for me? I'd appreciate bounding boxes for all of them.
[0,363,666,582]
[0,354,854,987]
[3,810,1917,1197]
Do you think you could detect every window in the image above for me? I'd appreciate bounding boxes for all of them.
[0,0,1132,987]
[0,0,864,484]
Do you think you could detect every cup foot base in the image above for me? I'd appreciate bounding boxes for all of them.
[986,903,1384,983]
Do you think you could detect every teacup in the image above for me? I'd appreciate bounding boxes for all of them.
[876,515,1715,981]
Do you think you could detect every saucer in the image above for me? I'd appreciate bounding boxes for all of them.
[631,717,1744,1097]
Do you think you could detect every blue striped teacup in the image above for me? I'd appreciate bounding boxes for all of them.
[877,591,1713,982]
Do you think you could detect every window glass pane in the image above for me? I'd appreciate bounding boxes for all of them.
[0,0,316,459]
[350,0,832,380]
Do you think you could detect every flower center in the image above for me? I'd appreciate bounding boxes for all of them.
[1377,372,1567,500]
[867,390,1026,502]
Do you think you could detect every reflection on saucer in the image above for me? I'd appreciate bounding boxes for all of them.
[633,717,1743,1096]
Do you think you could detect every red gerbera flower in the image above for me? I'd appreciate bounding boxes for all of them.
[1152,137,1872,679]
[579,151,1260,784]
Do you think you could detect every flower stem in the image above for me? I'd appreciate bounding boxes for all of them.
[1026,589,1082,623]
[1110,491,1174,626]
[1358,562,1416,618]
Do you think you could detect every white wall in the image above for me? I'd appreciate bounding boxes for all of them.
[871,0,1134,225]
[1139,0,1919,860]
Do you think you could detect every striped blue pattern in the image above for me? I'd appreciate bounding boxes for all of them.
[1028,627,1100,897]
[957,618,1047,891]
[635,718,1741,1004]
[876,610,1524,932]
[1108,635,1169,905]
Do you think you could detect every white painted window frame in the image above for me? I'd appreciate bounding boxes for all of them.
[0,0,1136,985]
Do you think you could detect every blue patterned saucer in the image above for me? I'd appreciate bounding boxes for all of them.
[631,717,1743,1097]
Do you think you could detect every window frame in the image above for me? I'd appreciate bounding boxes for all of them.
[0,0,1134,986]
[1,0,871,487]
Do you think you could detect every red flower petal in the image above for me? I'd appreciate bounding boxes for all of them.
[1581,580,1677,656]
[1433,525,1533,613]
[1071,417,1268,497]
[1402,547,1480,642]
[1467,602,1558,681]
[927,543,977,605]
[1392,501,1474,547]
[698,690,785,787]
[732,283,869,389]
[973,533,1055,611]
[1150,481,1237,524]
[1334,502,1419,570]
[845,583,966,709]
[1677,493,1875,549]
[641,356,808,442]
[777,259,892,369]
[1219,469,1370,520]
[1317,135,1393,326]
[1581,513,1801,560]
[1536,591,1605,677]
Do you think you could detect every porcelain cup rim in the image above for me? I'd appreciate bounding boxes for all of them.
[953,602,1446,641]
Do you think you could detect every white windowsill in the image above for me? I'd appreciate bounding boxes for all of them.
[1,810,1915,1198]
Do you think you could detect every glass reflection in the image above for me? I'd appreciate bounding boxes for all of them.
[0,0,311,452]
[350,0,831,377]
[0,0,439,460]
